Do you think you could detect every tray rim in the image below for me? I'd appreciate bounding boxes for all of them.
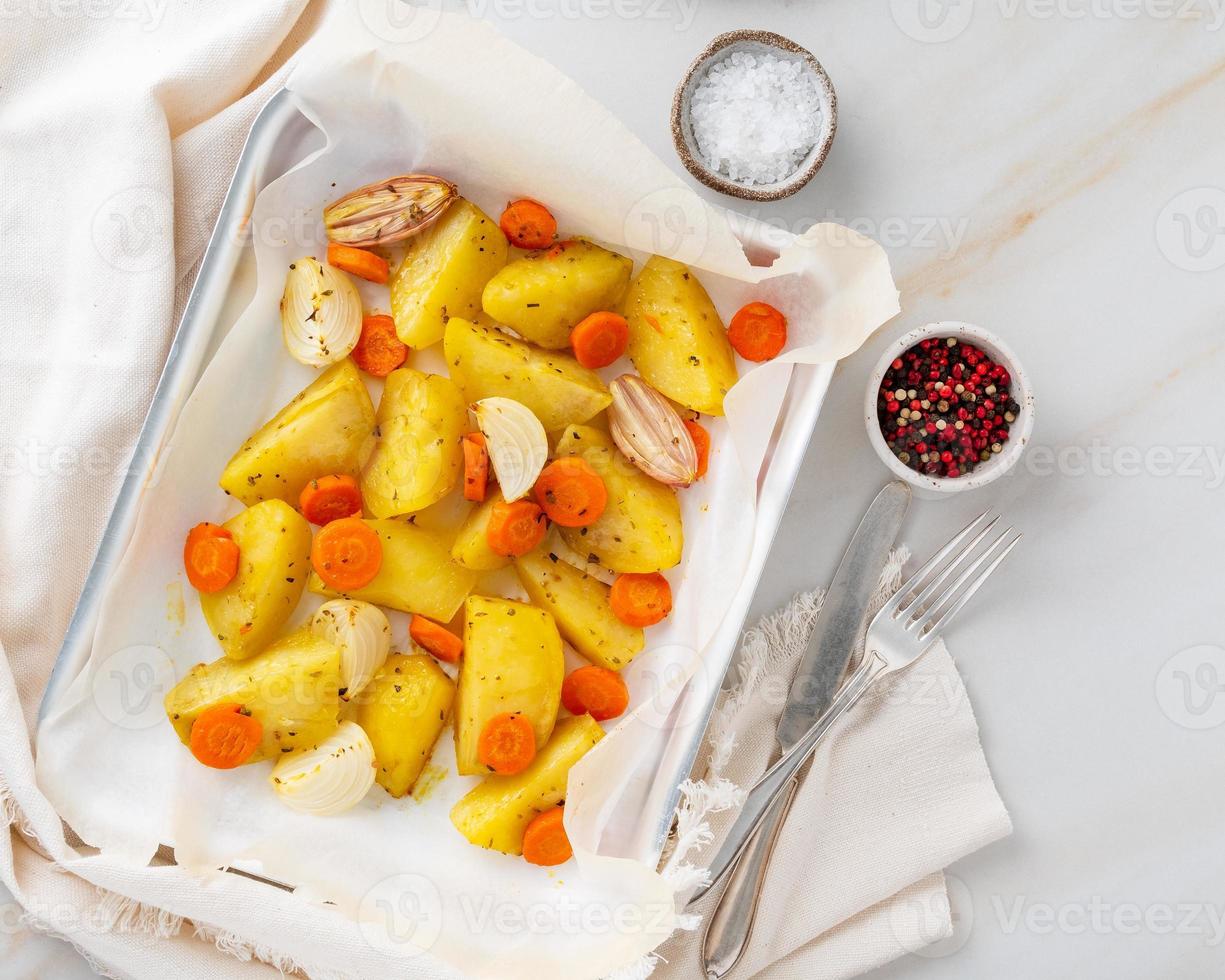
[37,85,836,868]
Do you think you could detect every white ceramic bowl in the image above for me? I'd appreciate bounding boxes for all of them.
[864,322,1035,498]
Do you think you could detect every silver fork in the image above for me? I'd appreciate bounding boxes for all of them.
[689,511,1021,907]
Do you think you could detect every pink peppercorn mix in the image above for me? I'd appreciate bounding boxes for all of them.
[877,337,1020,479]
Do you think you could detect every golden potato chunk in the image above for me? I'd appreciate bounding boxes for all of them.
[555,425,682,573]
[454,595,563,776]
[624,256,739,416]
[308,518,476,622]
[390,198,508,349]
[164,628,341,765]
[450,714,603,854]
[515,545,643,670]
[200,499,312,660]
[361,368,467,518]
[443,317,610,432]
[219,361,375,507]
[353,653,455,798]
[481,239,633,349]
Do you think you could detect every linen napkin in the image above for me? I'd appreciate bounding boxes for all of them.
[642,550,1012,979]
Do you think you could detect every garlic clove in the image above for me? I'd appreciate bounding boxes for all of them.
[310,599,391,701]
[324,174,458,248]
[280,257,362,367]
[471,397,548,500]
[607,375,698,488]
[270,721,376,817]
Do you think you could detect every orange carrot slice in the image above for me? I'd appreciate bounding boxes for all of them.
[485,499,547,557]
[351,314,408,377]
[499,199,557,250]
[569,311,628,369]
[311,517,382,591]
[183,523,239,593]
[728,301,787,362]
[299,474,363,526]
[410,615,463,664]
[533,457,607,528]
[609,572,673,628]
[561,666,629,721]
[522,806,572,867]
[326,241,389,284]
[477,712,536,775]
[463,432,490,502]
[189,703,262,769]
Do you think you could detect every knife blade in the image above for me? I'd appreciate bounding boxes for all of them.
[775,479,911,750]
[691,480,910,921]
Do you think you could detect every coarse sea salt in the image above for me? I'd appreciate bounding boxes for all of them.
[688,49,824,186]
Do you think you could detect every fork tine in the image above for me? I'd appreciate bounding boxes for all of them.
[919,531,1021,638]
[900,515,1000,623]
[881,511,991,617]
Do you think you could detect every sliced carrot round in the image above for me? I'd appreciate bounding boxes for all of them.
[311,517,382,591]
[499,199,557,250]
[477,712,536,775]
[351,314,408,378]
[609,572,673,628]
[463,432,490,502]
[299,474,363,525]
[183,522,239,593]
[533,457,607,528]
[570,311,628,369]
[410,615,463,664]
[326,241,389,284]
[485,499,548,557]
[728,302,787,362]
[522,806,572,867]
[189,703,262,769]
[561,666,629,722]
[683,419,711,480]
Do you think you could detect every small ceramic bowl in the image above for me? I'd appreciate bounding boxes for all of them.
[671,30,837,202]
[864,322,1036,499]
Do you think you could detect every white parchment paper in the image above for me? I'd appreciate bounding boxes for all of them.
[36,7,899,977]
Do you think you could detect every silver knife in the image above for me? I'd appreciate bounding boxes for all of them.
[694,481,911,978]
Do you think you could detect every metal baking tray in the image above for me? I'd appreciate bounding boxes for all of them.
[38,86,834,867]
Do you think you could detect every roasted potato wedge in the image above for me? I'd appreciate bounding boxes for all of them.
[481,239,633,349]
[451,490,512,572]
[308,518,476,622]
[624,256,739,416]
[450,714,603,854]
[390,198,508,349]
[555,425,682,573]
[515,545,644,670]
[219,361,375,507]
[361,368,467,518]
[443,317,610,432]
[454,595,564,776]
[353,653,455,798]
[164,628,342,765]
[200,499,312,660]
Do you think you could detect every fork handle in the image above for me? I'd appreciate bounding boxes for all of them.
[702,775,799,978]
[687,651,889,907]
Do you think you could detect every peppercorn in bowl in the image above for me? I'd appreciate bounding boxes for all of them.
[865,321,1035,497]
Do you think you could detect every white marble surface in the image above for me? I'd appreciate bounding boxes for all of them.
[9,1,1225,976]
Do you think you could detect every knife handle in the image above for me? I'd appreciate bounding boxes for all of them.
[701,775,799,979]
[688,651,887,907]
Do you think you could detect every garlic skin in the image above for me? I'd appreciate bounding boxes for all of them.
[608,375,698,488]
[472,397,548,500]
[324,174,457,248]
[310,599,391,701]
[270,722,376,816]
[280,257,362,367]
